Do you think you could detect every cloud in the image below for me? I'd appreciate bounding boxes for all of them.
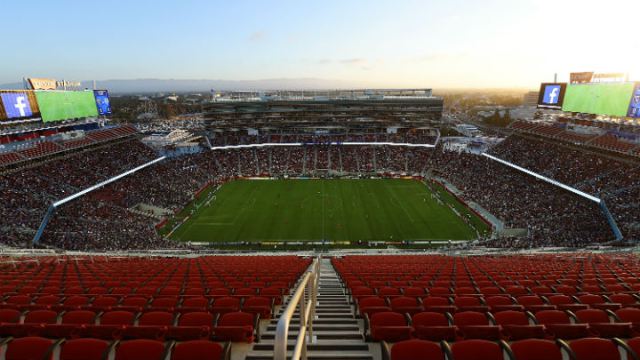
[248,31,266,42]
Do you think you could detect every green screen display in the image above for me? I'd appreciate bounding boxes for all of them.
[34,91,99,122]
[562,83,635,117]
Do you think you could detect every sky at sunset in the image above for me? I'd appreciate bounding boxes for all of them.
[1,0,639,88]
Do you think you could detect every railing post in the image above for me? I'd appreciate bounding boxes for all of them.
[274,257,320,360]
[300,284,307,360]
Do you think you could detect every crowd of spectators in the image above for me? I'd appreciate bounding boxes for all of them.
[208,128,438,146]
[2,129,637,251]
[0,139,158,249]
[429,147,612,248]
[487,135,640,243]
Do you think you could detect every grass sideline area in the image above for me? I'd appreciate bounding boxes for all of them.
[166,178,490,244]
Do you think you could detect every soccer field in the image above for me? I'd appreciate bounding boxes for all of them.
[169,179,487,243]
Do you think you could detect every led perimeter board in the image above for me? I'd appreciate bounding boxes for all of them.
[93,90,112,115]
[35,91,99,123]
[537,83,567,109]
[562,82,635,117]
[0,90,41,121]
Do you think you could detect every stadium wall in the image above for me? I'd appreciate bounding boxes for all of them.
[430,178,495,230]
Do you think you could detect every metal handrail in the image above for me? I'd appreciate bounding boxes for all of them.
[274,257,320,360]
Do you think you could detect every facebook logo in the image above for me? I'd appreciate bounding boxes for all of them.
[1,92,33,119]
[543,85,562,105]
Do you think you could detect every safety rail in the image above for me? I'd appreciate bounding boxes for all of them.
[274,257,320,360]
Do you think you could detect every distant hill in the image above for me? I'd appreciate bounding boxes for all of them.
[0,78,375,94]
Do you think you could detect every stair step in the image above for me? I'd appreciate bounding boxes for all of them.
[266,325,360,331]
[261,332,364,340]
[271,319,358,325]
[250,261,370,360]
[252,343,369,352]
[245,351,373,360]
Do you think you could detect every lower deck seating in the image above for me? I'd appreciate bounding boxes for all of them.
[336,254,640,347]
[0,336,231,360]
[0,255,310,354]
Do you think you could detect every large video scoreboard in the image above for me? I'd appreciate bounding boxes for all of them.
[538,80,640,118]
[537,83,567,110]
[35,91,99,123]
[562,82,636,118]
[0,91,41,121]
[0,89,112,123]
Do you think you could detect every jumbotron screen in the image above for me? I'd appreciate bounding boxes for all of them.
[562,83,635,117]
[93,90,112,115]
[0,90,41,121]
[628,83,640,118]
[35,91,99,123]
[537,83,567,109]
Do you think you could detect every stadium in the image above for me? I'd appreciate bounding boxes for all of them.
[1,0,640,351]
[1,73,640,360]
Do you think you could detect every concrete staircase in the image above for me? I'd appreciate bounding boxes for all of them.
[245,258,375,360]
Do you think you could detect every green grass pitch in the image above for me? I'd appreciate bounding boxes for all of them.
[169,179,487,243]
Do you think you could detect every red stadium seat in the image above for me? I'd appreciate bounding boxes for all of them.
[101,311,136,325]
[214,312,256,343]
[260,287,284,305]
[171,340,229,360]
[242,296,273,318]
[180,296,210,312]
[178,312,214,327]
[578,294,621,311]
[90,296,120,311]
[24,310,57,324]
[454,297,488,312]
[560,338,623,360]
[535,310,589,339]
[516,295,555,313]
[610,294,640,308]
[412,312,456,341]
[384,339,445,360]
[422,297,455,314]
[118,296,148,311]
[5,337,57,360]
[138,311,175,326]
[149,297,178,311]
[453,311,500,340]
[624,337,640,360]
[115,339,167,360]
[510,339,563,360]
[59,296,91,310]
[368,311,412,342]
[390,297,423,315]
[445,339,504,360]
[485,296,523,312]
[211,297,241,315]
[403,287,427,298]
[0,309,21,323]
[60,338,112,360]
[493,310,545,340]
[616,307,640,333]
[575,309,632,338]
[548,295,588,312]
[62,310,97,325]
[359,297,391,316]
